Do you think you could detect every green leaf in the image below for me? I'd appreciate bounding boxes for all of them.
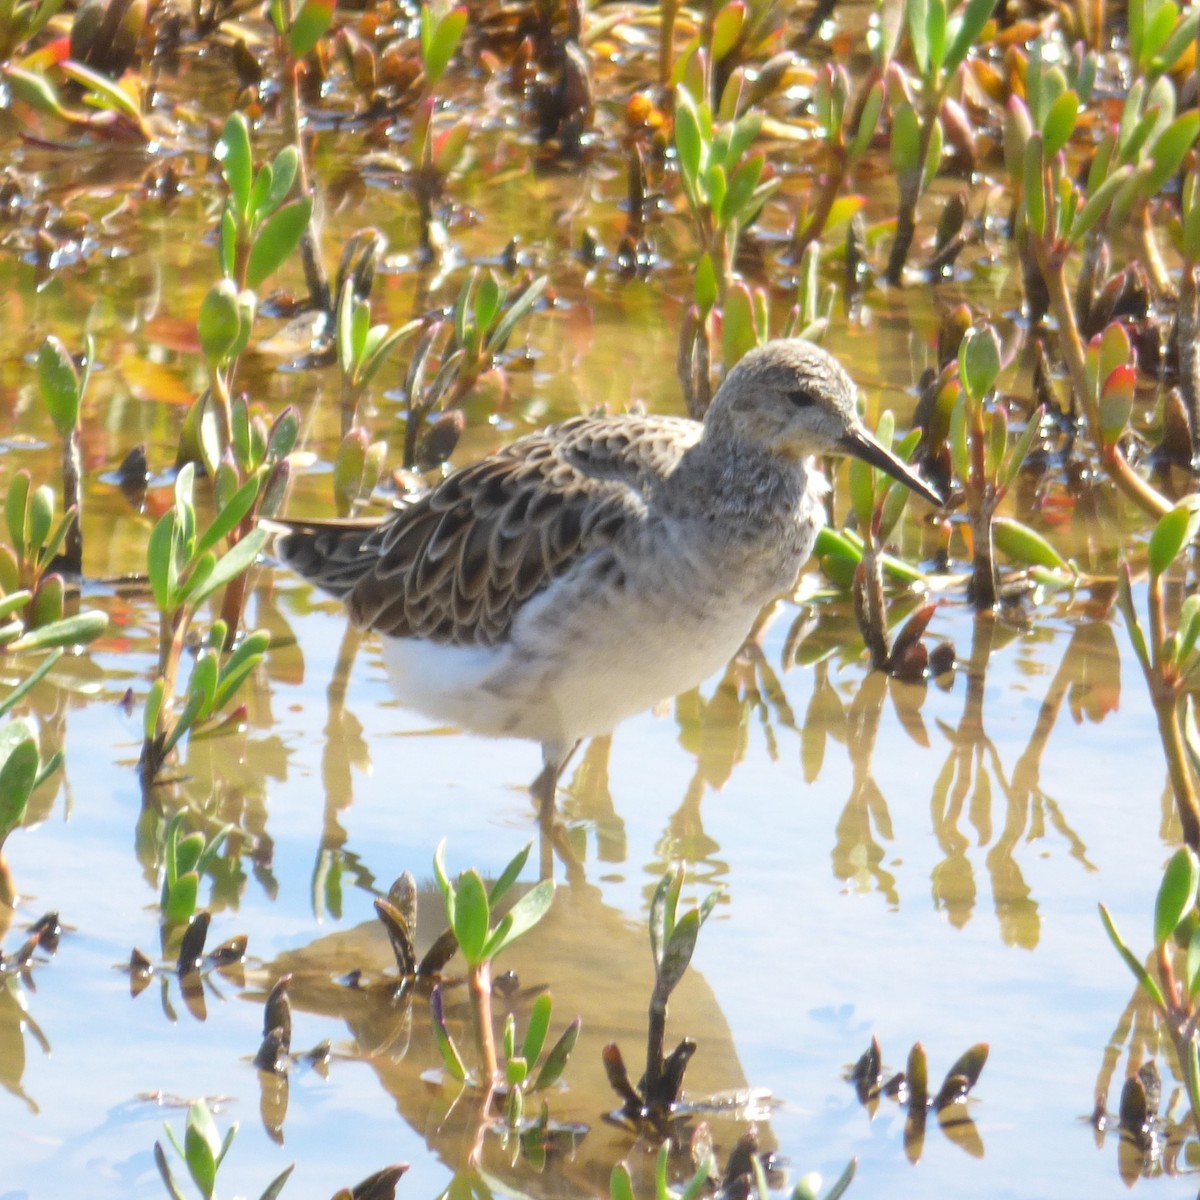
[848,456,875,529]
[218,113,253,225]
[264,146,299,216]
[1068,163,1133,243]
[212,629,270,711]
[187,651,220,721]
[992,517,1069,571]
[521,991,552,1066]
[183,1103,219,1198]
[0,728,37,835]
[1023,134,1045,236]
[1153,6,1200,74]
[724,109,763,170]
[219,206,237,279]
[958,324,1001,402]
[1149,497,1200,578]
[482,878,554,960]
[26,486,52,559]
[1144,111,1200,197]
[186,527,267,609]
[1155,847,1199,948]
[926,0,946,75]
[287,0,334,59]
[246,197,313,288]
[452,868,490,964]
[488,841,531,905]
[199,279,242,366]
[430,985,467,1082]
[484,275,548,356]
[1098,902,1167,1012]
[609,1164,635,1200]
[1041,89,1078,157]
[532,1016,580,1090]
[154,1143,188,1200]
[906,0,929,72]
[943,0,995,75]
[658,908,701,996]
[5,470,29,555]
[473,270,502,336]
[723,153,764,223]
[38,336,81,436]
[258,1164,296,1200]
[674,89,704,208]
[146,512,175,614]
[890,101,921,172]
[821,1158,858,1200]
[7,610,106,654]
[849,79,884,159]
[1000,406,1044,491]
[194,475,262,560]
[422,4,467,87]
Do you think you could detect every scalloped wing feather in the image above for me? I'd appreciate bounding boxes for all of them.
[275,413,701,647]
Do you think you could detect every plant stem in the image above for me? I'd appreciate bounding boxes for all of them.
[1178,262,1200,464]
[644,981,667,1105]
[885,90,939,285]
[1136,201,1176,299]
[279,29,330,312]
[1152,693,1200,850]
[469,960,498,1084]
[853,542,889,669]
[60,426,82,574]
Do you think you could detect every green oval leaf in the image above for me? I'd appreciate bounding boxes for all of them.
[1155,847,1200,948]
[1149,497,1200,578]
[246,197,313,289]
[993,517,1069,571]
[452,868,490,964]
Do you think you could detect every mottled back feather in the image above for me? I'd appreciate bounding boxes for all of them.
[274,413,701,647]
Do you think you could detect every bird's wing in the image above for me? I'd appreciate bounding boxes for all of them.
[275,413,701,646]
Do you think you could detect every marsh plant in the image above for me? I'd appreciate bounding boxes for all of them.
[1117,497,1200,849]
[431,840,557,1087]
[1100,847,1200,1129]
[139,464,270,784]
[603,867,720,1124]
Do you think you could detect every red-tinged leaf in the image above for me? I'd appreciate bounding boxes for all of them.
[890,603,937,665]
[1099,362,1136,444]
[432,117,471,175]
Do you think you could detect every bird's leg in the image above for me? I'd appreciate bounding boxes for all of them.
[532,740,581,879]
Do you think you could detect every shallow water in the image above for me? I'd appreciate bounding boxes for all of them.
[2,5,1197,1199]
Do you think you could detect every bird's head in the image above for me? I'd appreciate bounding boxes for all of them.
[704,338,942,506]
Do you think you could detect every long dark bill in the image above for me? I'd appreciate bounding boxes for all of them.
[839,426,943,507]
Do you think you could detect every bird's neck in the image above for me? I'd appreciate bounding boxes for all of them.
[670,436,813,519]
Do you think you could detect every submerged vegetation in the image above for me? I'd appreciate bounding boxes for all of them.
[2,0,1200,1192]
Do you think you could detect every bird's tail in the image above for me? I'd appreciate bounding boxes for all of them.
[263,517,381,601]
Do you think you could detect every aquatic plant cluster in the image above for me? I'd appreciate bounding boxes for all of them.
[3,0,1200,1193]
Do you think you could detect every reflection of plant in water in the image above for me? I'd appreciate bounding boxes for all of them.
[1097,848,1200,1184]
[0,913,61,1111]
[849,1036,988,1163]
[792,605,1101,934]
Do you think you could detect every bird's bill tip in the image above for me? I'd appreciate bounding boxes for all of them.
[839,427,943,507]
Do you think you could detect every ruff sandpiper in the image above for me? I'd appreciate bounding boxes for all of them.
[275,338,941,812]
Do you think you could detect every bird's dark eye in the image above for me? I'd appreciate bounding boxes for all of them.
[788,388,816,408]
